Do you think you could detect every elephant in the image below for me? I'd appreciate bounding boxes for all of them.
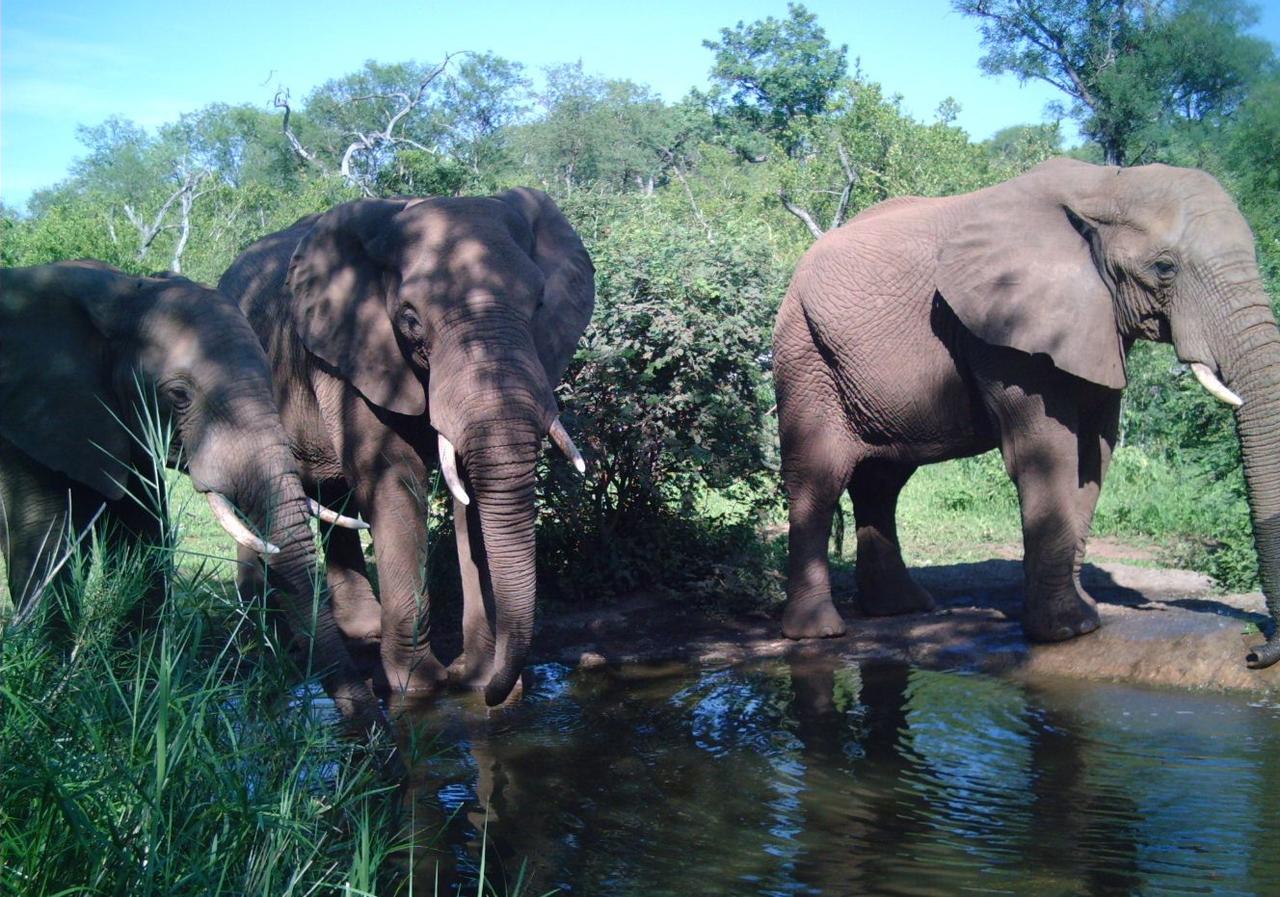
[0,260,386,729]
[218,187,595,707]
[773,157,1280,669]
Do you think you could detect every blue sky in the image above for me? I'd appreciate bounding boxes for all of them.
[3,0,1278,210]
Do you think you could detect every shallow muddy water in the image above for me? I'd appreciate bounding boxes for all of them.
[396,658,1280,896]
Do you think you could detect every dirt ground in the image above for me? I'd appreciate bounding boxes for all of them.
[530,539,1280,696]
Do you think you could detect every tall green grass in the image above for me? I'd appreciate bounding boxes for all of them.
[0,537,405,896]
[0,393,537,896]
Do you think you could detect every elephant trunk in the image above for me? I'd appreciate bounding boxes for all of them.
[457,414,541,707]
[191,408,386,729]
[1213,297,1280,669]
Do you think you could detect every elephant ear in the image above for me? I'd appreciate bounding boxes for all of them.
[288,198,427,416]
[935,166,1126,389]
[0,264,133,499]
[498,188,596,384]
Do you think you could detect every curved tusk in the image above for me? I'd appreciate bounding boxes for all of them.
[438,434,471,506]
[206,492,279,555]
[307,498,368,530]
[549,417,586,474]
[1190,362,1243,408]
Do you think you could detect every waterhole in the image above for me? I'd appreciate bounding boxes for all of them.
[395,658,1280,896]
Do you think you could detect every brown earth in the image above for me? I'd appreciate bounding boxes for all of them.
[529,545,1280,696]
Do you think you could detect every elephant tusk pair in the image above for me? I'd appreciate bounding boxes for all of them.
[306,498,368,530]
[1190,362,1243,408]
[206,492,280,555]
[437,417,587,506]
[549,417,587,474]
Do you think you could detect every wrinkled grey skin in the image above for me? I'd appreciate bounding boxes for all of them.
[0,261,386,728]
[774,158,1280,669]
[219,188,595,706]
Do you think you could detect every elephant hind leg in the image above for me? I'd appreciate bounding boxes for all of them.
[850,460,935,617]
[780,431,856,640]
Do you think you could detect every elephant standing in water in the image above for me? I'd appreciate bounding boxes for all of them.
[0,261,384,727]
[774,158,1280,668]
[219,188,594,706]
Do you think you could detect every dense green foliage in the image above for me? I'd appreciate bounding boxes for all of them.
[954,0,1274,165]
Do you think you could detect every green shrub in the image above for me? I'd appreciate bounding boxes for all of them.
[537,193,785,603]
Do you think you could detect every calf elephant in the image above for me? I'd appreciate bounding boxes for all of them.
[219,188,595,706]
[774,158,1280,669]
[0,261,385,726]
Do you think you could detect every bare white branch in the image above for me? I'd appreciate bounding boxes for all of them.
[779,190,826,241]
[274,87,329,172]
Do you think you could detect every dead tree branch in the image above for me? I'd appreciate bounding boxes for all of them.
[336,52,461,194]
[779,191,826,241]
[829,141,859,231]
[121,161,211,271]
[274,88,329,172]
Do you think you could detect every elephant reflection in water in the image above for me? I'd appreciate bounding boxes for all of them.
[381,660,1156,894]
[388,671,795,896]
[784,654,1142,895]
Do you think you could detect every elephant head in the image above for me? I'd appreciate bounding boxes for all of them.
[936,157,1280,667]
[0,261,381,724]
[284,188,595,705]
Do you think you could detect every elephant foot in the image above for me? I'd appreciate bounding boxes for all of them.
[1022,588,1100,643]
[782,597,848,640]
[856,571,936,617]
[333,603,382,646]
[381,652,449,704]
[445,653,496,691]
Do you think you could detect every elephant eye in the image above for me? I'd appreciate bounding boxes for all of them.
[164,380,194,413]
[1151,258,1178,281]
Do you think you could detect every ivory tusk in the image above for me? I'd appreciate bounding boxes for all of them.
[206,492,280,555]
[549,417,587,474]
[438,434,471,506]
[306,498,368,530]
[1190,362,1243,408]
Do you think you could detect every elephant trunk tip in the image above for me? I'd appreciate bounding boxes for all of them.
[1245,636,1280,670]
[484,665,522,707]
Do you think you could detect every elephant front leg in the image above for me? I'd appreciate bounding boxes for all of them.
[1068,393,1121,607]
[0,442,94,642]
[318,517,382,647]
[104,487,172,631]
[448,495,497,690]
[1006,423,1102,644]
[364,476,449,701]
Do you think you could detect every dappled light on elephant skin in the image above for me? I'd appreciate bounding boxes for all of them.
[383,659,1280,895]
[0,261,386,732]
[220,187,594,706]
[773,157,1280,671]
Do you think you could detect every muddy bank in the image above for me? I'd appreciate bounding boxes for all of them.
[533,556,1280,695]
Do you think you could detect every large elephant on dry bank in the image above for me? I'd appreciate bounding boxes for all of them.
[219,188,594,706]
[0,261,384,727]
[774,158,1280,668]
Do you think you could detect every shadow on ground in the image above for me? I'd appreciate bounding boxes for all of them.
[530,557,1280,696]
